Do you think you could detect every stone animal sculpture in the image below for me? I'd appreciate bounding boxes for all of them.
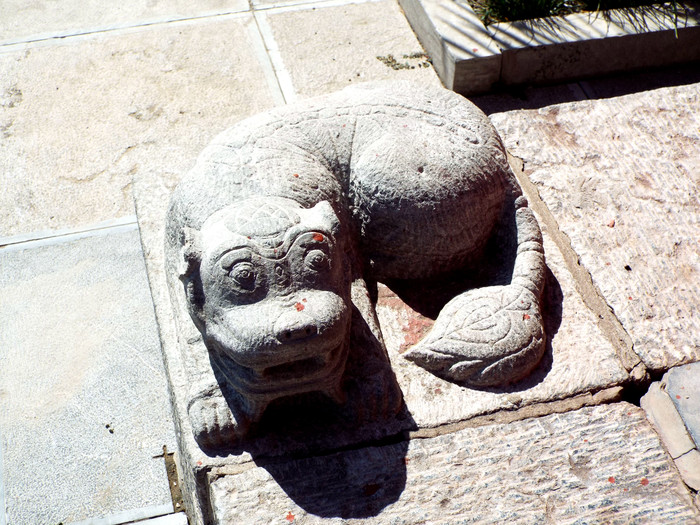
[165,82,546,449]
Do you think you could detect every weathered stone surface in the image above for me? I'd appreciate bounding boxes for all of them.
[0,228,176,524]
[666,362,700,448]
[490,84,700,371]
[264,0,441,98]
[641,382,695,460]
[209,403,699,523]
[136,153,415,525]
[377,221,628,428]
[0,15,280,237]
[0,0,248,44]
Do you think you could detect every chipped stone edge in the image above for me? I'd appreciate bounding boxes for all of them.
[507,152,647,383]
[410,385,623,438]
[398,0,700,95]
[642,374,700,493]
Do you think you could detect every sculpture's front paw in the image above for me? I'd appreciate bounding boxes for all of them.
[188,393,250,451]
[403,284,545,387]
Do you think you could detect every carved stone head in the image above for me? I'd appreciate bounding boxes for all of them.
[179,197,353,418]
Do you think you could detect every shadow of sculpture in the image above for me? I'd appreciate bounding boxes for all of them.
[205,301,414,462]
[256,430,410,519]
[208,303,415,518]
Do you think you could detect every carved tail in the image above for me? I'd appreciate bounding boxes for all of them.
[403,195,547,387]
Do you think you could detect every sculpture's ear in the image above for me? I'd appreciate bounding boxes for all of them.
[179,227,206,331]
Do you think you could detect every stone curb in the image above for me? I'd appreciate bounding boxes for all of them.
[399,0,700,94]
[641,367,700,494]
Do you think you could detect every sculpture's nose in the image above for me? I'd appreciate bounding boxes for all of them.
[274,311,318,342]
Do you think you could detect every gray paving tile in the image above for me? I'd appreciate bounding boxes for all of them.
[0,15,280,238]
[264,0,441,99]
[134,512,188,525]
[0,0,248,44]
[0,227,176,524]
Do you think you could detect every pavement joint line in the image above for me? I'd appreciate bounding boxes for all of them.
[0,216,138,252]
[253,11,298,104]
[245,12,287,106]
[67,503,174,525]
[0,429,6,525]
[506,152,645,377]
[409,386,624,440]
[0,10,253,51]
[0,0,378,52]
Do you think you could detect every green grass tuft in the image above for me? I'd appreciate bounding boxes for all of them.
[470,0,676,25]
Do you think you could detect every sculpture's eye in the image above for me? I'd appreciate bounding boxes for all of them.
[304,249,330,272]
[229,262,257,290]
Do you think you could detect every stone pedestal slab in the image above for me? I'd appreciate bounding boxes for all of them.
[136,131,631,525]
[489,83,700,371]
[376,221,629,429]
[208,403,699,523]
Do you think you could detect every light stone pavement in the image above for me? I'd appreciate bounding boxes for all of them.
[1,0,699,523]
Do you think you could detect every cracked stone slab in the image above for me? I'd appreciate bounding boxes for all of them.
[0,15,279,238]
[0,228,176,524]
[489,83,700,371]
[376,219,629,429]
[208,403,699,523]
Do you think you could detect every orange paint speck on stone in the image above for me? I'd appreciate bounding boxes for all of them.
[523,314,531,320]
[313,233,324,242]
[608,476,615,483]
[641,478,649,486]
[295,302,305,311]
[286,511,295,522]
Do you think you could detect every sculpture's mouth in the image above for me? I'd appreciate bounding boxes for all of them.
[214,339,349,398]
[261,354,328,382]
[253,339,348,392]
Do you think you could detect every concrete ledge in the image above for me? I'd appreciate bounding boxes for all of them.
[399,0,700,94]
